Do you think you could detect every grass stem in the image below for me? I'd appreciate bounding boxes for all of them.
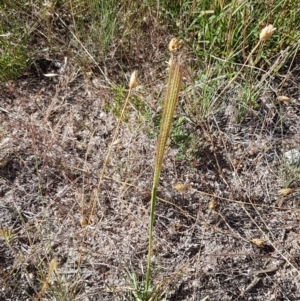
[145,56,182,293]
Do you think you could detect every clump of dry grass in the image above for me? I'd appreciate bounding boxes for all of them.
[88,69,139,224]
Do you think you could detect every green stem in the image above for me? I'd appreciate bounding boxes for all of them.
[145,183,157,292]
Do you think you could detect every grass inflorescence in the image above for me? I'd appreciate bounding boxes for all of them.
[145,41,182,294]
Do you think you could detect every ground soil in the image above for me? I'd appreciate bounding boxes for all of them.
[0,37,300,301]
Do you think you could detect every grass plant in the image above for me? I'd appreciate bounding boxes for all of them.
[145,39,182,294]
[34,257,58,301]
[78,69,138,251]
[69,0,119,58]
[174,0,300,120]
[206,24,277,116]
[0,9,29,81]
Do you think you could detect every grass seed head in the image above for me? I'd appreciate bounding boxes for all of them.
[174,183,188,192]
[259,24,276,41]
[168,38,179,52]
[48,257,58,274]
[80,217,88,227]
[208,200,217,211]
[277,95,290,102]
[250,238,265,248]
[129,70,138,89]
[278,188,293,196]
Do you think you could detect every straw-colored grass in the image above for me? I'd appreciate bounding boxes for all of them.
[146,43,182,294]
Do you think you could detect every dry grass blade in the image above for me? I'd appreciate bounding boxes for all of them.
[74,70,139,293]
